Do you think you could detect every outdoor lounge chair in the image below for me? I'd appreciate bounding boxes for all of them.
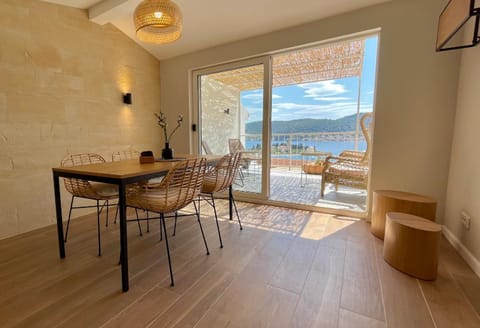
[321,112,373,197]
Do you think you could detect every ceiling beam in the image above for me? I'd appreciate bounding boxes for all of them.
[88,0,130,24]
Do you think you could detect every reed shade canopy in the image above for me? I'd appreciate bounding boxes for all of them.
[133,0,183,44]
[206,39,365,91]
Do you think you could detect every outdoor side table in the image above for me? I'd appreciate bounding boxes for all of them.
[300,151,331,186]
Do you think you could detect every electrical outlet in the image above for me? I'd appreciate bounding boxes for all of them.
[460,210,471,230]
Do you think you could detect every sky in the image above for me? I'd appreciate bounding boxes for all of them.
[241,35,378,122]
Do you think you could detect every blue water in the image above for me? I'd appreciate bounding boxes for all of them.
[245,140,366,157]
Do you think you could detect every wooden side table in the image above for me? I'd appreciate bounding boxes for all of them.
[371,190,436,239]
[383,212,441,280]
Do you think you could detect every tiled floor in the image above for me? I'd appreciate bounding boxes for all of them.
[235,166,367,212]
[1,201,479,327]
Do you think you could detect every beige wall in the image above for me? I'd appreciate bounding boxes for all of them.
[444,42,480,272]
[160,0,460,220]
[0,0,161,239]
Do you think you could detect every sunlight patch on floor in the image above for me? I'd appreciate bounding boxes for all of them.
[299,213,359,240]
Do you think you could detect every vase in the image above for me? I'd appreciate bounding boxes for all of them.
[162,143,173,160]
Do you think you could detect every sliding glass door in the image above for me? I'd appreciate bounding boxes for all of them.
[192,33,378,215]
[192,57,271,199]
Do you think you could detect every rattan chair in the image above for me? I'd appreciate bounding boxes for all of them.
[126,158,209,286]
[321,112,373,197]
[61,153,118,256]
[174,152,243,248]
[111,149,151,234]
[228,138,261,185]
[201,140,213,155]
[111,149,140,161]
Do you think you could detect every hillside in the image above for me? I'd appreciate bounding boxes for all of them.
[246,114,361,134]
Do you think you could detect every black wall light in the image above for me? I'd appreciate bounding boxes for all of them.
[123,93,132,105]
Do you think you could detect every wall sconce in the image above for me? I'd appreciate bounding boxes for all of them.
[123,93,132,105]
[218,108,230,114]
[436,0,480,51]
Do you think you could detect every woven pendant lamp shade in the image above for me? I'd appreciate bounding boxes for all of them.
[134,0,182,44]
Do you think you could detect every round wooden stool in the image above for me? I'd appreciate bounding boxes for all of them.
[383,212,441,280]
[371,190,436,239]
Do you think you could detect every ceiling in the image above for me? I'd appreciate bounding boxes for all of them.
[42,0,388,60]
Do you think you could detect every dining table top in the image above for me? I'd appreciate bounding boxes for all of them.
[52,154,218,180]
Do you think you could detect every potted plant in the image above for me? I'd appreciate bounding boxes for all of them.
[155,111,183,159]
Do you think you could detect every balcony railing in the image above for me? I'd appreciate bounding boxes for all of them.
[242,131,366,170]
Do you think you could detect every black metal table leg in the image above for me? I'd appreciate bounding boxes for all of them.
[53,172,65,258]
[119,181,129,292]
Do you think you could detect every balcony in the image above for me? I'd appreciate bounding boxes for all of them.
[233,131,368,213]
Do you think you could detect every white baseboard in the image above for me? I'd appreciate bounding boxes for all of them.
[442,226,480,278]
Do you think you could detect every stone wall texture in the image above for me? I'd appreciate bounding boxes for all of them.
[200,76,240,154]
[0,0,161,239]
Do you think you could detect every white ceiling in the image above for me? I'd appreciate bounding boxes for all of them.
[42,0,389,60]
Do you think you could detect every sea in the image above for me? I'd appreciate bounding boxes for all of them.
[245,140,367,159]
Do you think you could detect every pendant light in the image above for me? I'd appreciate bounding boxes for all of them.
[134,0,183,44]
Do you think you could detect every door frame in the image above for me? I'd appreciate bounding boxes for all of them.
[191,56,272,200]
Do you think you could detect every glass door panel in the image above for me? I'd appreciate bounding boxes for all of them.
[193,57,270,198]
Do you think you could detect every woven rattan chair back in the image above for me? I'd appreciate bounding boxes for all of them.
[112,150,140,162]
[201,152,241,194]
[229,152,243,185]
[128,158,207,214]
[61,153,114,200]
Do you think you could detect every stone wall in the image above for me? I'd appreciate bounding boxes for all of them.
[200,76,240,154]
[0,0,161,239]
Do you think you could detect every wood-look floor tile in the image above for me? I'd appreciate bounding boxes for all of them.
[0,202,479,328]
[290,244,346,328]
[340,232,385,322]
[338,308,386,328]
[373,238,434,328]
[420,262,480,328]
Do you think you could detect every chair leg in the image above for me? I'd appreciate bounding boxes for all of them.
[210,194,223,248]
[160,213,175,287]
[235,168,245,187]
[320,179,326,197]
[160,215,163,241]
[146,211,150,233]
[96,200,102,257]
[230,193,243,231]
[193,199,210,255]
[113,204,118,224]
[105,200,109,227]
[173,211,178,236]
[64,195,75,242]
[134,209,143,236]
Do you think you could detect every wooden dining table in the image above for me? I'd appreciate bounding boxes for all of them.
[52,155,226,292]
